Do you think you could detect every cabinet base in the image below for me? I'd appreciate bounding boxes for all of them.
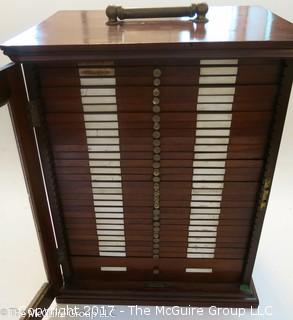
[56,280,259,308]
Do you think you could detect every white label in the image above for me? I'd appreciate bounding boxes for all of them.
[187,253,215,258]
[191,201,221,208]
[99,252,126,257]
[99,241,126,246]
[81,88,116,96]
[101,266,127,272]
[200,59,238,65]
[94,200,123,206]
[197,103,233,111]
[97,230,125,236]
[193,175,225,181]
[196,121,231,128]
[190,220,219,226]
[99,246,126,251]
[80,78,116,86]
[92,182,122,188]
[195,137,230,145]
[197,113,232,121]
[96,224,125,230]
[91,167,121,174]
[84,114,118,121]
[98,235,125,241]
[199,76,237,85]
[196,129,230,137]
[83,105,117,112]
[194,153,228,160]
[96,219,124,224]
[187,248,215,253]
[86,130,119,137]
[188,237,216,243]
[89,153,120,159]
[89,160,120,167]
[193,160,226,167]
[190,214,220,219]
[185,267,213,273]
[94,194,123,200]
[200,67,238,75]
[87,138,120,145]
[92,188,122,194]
[188,243,216,248]
[198,87,235,95]
[88,145,120,152]
[82,96,117,104]
[198,95,234,103]
[191,208,221,214]
[95,213,124,218]
[85,122,119,129]
[95,207,123,213]
[191,195,222,202]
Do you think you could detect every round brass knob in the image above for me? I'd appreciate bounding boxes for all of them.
[153,162,160,169]
[153,78,161,86]
[153,146,161,154]
[152,115,160,122]
[153,209,160,215]
[153,183,160,191]
[153,168,160,176]
[153,88,160,97]
[154,202,160,209]
[153,122,160,130]
[153,191,160,198]
[153,68,162,78]
[153,176,160,183]
[153,105,160,113]
[152,131,160,139]
[153,139,160,147]
[153,154,160,161]
[152,97,160,105]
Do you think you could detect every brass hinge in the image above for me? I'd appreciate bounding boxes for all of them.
[28,100,41,127]
[259,178,272,210]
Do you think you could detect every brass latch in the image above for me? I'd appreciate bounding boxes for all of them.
[259,178,271,210]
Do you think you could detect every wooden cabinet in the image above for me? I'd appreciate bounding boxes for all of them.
[0,5,292,312]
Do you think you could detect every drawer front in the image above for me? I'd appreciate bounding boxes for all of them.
[39,58,280,285]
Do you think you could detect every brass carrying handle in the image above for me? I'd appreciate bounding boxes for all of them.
[105,3,209,25]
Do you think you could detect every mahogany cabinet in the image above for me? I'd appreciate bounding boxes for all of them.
[0,5,293,312]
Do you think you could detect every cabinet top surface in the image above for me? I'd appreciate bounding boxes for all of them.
[1,6,293,60]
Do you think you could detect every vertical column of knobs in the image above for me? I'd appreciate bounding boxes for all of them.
[152,68,162,263]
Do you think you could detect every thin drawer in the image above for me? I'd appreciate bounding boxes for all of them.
[39,64,280,87]
[70,256,244,282]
